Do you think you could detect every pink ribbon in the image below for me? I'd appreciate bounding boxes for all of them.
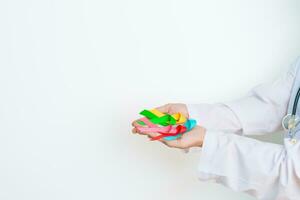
[136,117,187,140]
[136,117,177,133]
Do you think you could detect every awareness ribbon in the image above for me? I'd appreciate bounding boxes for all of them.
[139,109,186,126]
[136,109,197,141]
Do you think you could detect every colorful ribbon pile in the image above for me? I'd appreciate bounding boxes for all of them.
[136,109,197,141]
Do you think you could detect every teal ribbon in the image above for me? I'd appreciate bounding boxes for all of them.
[164,119,197,141]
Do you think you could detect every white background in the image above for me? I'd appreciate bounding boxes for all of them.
[1,0,300,200]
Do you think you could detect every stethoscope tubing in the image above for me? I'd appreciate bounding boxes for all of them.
[292,87,300,115]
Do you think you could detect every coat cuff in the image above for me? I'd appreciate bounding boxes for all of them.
[196,130,262,197]
[197,130,219,176]
[196,130,284,198]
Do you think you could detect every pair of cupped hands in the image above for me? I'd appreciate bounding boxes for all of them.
[131,103,206,149]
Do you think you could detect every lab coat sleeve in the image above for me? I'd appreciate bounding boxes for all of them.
[186,103,243,134]
[187,58,299,135]
[198,131,300,199]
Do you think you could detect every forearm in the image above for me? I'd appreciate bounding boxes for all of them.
[186,103,243,134]
[188,58,298,136]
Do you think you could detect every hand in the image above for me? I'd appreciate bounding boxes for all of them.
[131,103,206,149]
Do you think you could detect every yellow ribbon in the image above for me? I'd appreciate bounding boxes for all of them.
[148,109,187,125]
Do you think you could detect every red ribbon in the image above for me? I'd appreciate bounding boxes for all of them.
[150,125,187,141]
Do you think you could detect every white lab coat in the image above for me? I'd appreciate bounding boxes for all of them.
[186,57,300,200]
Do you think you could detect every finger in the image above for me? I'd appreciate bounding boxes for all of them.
[154,104,170,113]
[132,128,137,134]
[160,140,173,147]
[134,128,147,135]
[164,138,188,149]
[132,121,155,135]
[147,135,163,141]
[144,132,167,143]
[144,131,160,138]
[157,139,178,148]
[143,133,179,144]
[131,120,138,127]
[132,119,144,127]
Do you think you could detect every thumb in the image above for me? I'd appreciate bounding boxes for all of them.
[154,104,171,114]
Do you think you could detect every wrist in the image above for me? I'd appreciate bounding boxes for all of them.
[199,127,206,147]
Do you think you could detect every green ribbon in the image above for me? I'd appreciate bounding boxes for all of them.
[139,110,176,126]
[137,121,146,126]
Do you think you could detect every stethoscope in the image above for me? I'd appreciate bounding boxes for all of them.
[282,87,300,144]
